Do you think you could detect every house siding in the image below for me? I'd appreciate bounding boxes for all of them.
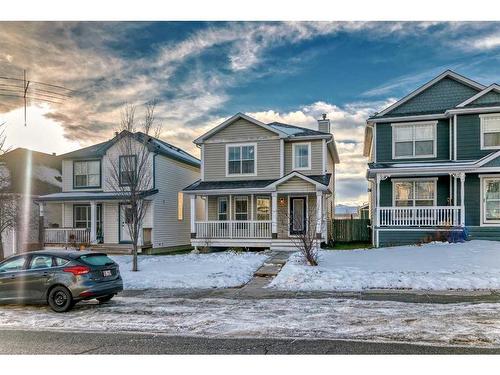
[378,229,457,247]
[277,176,317,192]
[204,139,281,181]
[103,203,119,243]
[284,140,324,175]
[152,155,201,248]
[205,118,277,141]
[468,91,500,107]
[456,114,496,160]
[384,77,480,117]
[375,119,449,163]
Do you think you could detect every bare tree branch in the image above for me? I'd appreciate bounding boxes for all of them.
[0,121,16,260]
[106,101,162,271]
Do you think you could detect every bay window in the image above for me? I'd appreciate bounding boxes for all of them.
[227,144,256,176]
[392,122,436,159]
[480,114,500,149]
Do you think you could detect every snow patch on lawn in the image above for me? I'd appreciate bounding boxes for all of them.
[112,252,267,289]
[270,240,500,291]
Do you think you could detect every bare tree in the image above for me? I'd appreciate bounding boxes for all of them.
[279,200,323,266]
[0,122,16,261]
[107,102,161,272]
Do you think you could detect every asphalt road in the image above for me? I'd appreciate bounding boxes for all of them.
[1,329,499,354]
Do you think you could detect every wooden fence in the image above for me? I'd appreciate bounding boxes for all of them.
[329,219,371,243]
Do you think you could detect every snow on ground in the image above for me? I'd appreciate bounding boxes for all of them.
[270,240,500,291]
[111,252,267,289]
[1,297,500,347]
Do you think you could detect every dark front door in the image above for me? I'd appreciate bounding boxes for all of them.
[289,197,306,235]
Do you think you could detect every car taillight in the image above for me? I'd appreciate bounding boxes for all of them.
[63,265,90,275]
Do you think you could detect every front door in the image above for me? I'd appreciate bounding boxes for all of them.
[483,177,500,224]
[119,204,133,243]
[289,197,306,235]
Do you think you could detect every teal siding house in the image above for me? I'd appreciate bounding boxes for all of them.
[364,70,500,247]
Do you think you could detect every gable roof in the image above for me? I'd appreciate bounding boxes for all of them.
[370,70,485,119]
[194,113,285,144]
[456,84,500,108]
[60,131,200,168]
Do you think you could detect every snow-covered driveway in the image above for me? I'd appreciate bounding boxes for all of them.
[270,240,500,291]
[111,252,267,289]
[1,297,500,347]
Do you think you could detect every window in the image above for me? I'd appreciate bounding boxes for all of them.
[54,257,70,267]
[0,256,27,272]
[392,122,436,159]
[393,179,436,207]
[74,205,91,228]
[482,177,500,223]
[292,143,311,170]
[119,155,137,186]
[227,144,256,176]
[218,197,228,221]
[234,197,248,221]
[74,160,100,188]
[177,192,184,221]
[480,114,500,149]
[29,255,53,270]
[256,197,270,220]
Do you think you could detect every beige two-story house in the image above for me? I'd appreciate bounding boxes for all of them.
[37,131,200,253]
[183,113,339,250]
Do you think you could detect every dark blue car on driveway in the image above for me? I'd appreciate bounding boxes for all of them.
[0,250,123,312]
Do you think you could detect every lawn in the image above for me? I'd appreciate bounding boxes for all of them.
[270,240,500,291]
[112,251,268,289]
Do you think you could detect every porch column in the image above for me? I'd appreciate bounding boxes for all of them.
[316,191,323,240]
[39,203,45,246]
[90,201,97,244]
[271,192,277,239]
[459,173,466,227]
[190,194,196,238]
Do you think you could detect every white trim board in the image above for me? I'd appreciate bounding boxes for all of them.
[457,84,500,108]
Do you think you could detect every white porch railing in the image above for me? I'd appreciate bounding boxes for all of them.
[377,206,462,227]
[44,228,91,244]
[195,221,272,239]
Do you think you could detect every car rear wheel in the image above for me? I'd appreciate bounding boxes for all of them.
[96,294,114,304]
[48,286,74,313]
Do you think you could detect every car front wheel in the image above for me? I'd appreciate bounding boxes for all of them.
[48,286,74,313]
[96,294,114,304]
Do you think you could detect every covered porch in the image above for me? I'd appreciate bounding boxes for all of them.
[37,191,155,248]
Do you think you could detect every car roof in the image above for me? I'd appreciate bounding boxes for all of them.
[9,250,107,260]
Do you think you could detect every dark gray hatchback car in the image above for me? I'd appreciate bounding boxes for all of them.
[0,250,123,312]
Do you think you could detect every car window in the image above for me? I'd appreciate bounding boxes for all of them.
[0,256,27,272]
[29,255,53,270]
[53,257,70,267]
[78,254,115,266]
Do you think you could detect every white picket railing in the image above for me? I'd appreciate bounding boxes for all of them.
[377,206,462,227]
[195,221,272,239]
[44,228,91,244]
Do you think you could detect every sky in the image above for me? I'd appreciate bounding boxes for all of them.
[1,21,500,206]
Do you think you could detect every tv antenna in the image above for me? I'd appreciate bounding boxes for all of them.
[0,69,74,126]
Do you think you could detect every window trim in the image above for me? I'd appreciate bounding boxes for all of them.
[119,154,137,187]
[217,196,228,221]
[479,174,500,226]
[225,143,257,177]
[234,196,249,221]
[73,159,102,189]
[292,142,312,171]
[391,178,438,207]
[256,195,271,221]
[480,113,500,150]
[391,121,437,160]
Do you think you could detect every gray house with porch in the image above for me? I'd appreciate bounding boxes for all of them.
[364,70,500,247]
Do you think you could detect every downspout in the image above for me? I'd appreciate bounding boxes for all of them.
[453,115,457,161]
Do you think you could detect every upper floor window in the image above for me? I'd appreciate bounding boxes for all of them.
[74,160,100,188]
[392,122,437,159]
[292,142,311,170]
[480,114,500,150]
[393,179,436,207]
[226,143,256,176]
[119,155,137,186]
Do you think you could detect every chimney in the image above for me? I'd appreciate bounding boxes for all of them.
[114,131,119,137]
[318,113,330,133]
[52,152,56,156]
